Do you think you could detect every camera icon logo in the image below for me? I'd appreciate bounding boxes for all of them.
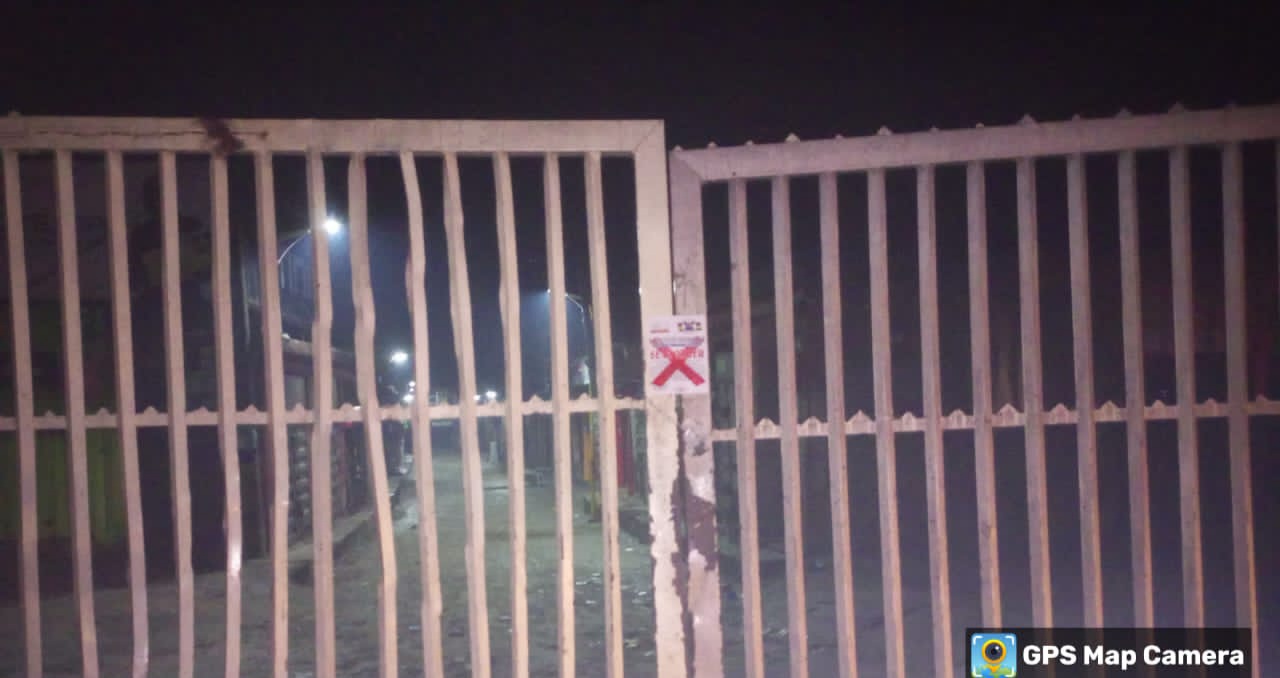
[970,633,1017,677]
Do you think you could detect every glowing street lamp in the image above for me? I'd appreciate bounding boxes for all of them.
[389,350,409,366]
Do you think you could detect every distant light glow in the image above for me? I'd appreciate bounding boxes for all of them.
[484,390,497,402]
[323,217,342,235]
[389,350,409,365]
[402,393,414,404]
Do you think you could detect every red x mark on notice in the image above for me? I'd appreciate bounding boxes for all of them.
[651,337,705,387]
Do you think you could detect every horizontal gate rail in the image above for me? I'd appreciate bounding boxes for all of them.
[670,104,1280,180]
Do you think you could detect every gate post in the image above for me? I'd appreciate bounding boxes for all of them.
[635,127,691,678]
[667,152,723,677]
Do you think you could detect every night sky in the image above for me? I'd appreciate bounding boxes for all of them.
[3,6,1279,397]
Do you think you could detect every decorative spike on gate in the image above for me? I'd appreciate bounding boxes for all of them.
[798,416,825,436]
[785,133,800,142]
[1046,403,1073,424]
[753,418,779,438]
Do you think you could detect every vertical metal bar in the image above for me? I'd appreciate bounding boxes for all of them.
[668,154,721,677]
[492,151,528,678]
[867,168,905,677]
[254,150,291,678]
[4,149,43,678]
[1015,157,1053,627]
[347,153,399,678]
[544,153,577,678]
[966,161,1001,627]
[1067,154,1104,627]
[634,128,687,678]
[305,151,336,678]
[916,165,952,676]
[1168,146,1204,628]
[586,152,628,677]
[1117,151,1154,628]
[56,149,101,678]
[209,153,242,678]
[160,151,196,678]
[728,179,764,678]
[1221,142,1259,677]
[771,176,809,678]
[402,151,446,678]
[818,172,857,678]
[442,152,492,678]
[107,151,150,678]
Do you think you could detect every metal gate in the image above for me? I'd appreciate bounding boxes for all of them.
[668,105,1279,677]
[0,117,687,678]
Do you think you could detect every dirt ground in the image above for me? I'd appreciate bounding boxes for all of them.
[4,439,1272,677]
[0,452,663,678]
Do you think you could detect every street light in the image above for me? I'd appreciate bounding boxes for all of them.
[389,350,409,365]
[277,216,343,265]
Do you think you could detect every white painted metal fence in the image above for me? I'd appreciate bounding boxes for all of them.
[669,104,1279,678]
[2,105,1278,678]
[0,117,684,678]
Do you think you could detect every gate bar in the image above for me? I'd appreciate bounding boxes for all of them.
[492,151,529,678]
[916,164,953,676]
[56,149,101,678]
[867,168,906,677]
[544,153,577,678]
[1221,143,1259,678]
[107,151,151,678]
[586,152,628,677]
[255,151,292,678]
[966,161,1002,627]
[1015,157,1053,627]
[306,151,337,678]
[771,176,810,678]
[1067,153,1104,628]
[348,153,400,678]
[1116,151,1154,628]
[442,152,493,678]
[818,172,858,678]
[728,179,765,678]
[4,149,42,678]
[210,153,243,678]
[161,151,196,678]
[1168,146,1204,628]
[402,151,447,677]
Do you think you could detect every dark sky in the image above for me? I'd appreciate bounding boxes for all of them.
[4,7,1278,146]
[3,6,1278,397]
